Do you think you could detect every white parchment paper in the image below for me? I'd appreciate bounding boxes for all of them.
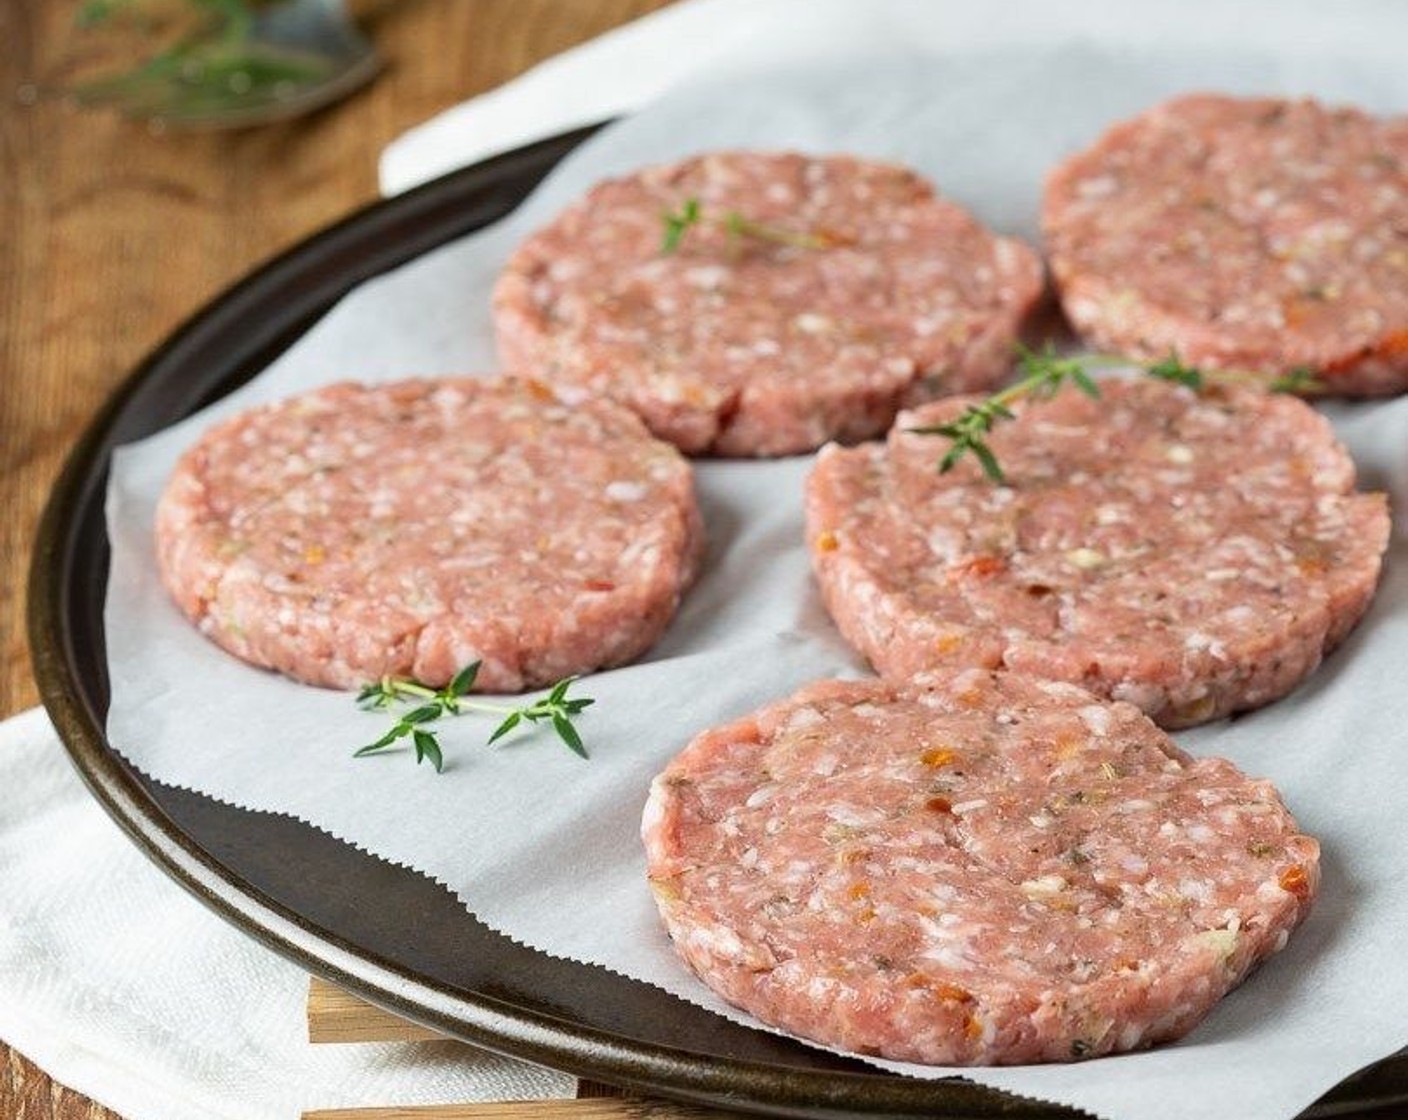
[105,47,1408,1120]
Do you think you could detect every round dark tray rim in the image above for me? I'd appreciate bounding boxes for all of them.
[27,124,1406,1120]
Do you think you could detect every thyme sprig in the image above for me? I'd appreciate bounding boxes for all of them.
[660,196,832,255]
[908,343,1100,484]
[1146,354,1324,396]
[1268,367,1324,394]
[914,346,1325,484]
[70,0,335,123]
[354,662,594,772]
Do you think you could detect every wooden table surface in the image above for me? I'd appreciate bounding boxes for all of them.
[0,1,670,1114]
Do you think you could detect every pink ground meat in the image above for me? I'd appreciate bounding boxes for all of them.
[156,376,703,692]
[1044,94,1408,395]
[644,670,1319,1065]
[494,151,1042,456]
[805,378,1388,727]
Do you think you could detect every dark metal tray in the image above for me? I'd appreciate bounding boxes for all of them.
[28,123,1408,1119]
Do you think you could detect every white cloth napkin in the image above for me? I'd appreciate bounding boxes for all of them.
[0,706,574,1119]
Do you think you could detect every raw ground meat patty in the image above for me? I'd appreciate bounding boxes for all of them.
[493,151,1043,456]
[806,377,1388,728]
[1044,94,1408,395]
[155,377,703,692]
[643,670,1319,1065]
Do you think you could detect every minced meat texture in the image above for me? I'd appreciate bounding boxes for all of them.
[156,377,703,691]
[494,151,1042,456]
[643,670,1319,1065]
[805,377,1387,727]
[1044,94,1408,395]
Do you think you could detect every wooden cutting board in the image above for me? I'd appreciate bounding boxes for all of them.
[303,979,751,1119]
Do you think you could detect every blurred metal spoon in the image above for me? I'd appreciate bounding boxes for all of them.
[73,0,381,129]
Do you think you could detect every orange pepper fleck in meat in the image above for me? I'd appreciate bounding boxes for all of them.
[1278,864,1312,899]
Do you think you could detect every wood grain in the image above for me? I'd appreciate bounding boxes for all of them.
[307,977,448,1044]
[0,1,672,1116]
[304,983,673,1114]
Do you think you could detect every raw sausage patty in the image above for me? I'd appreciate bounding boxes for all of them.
[494,151,1042,456]
[1044,94,1408,395]
[805,377,1388,727]
[156,377,703,691]
[643,670,1318,1066]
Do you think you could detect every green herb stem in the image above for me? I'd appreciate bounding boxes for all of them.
[1130,352,1323,395]
[907,343,1099,484]
[911,347,1322,484]
[660,196,831,255]
[354,662,594,772]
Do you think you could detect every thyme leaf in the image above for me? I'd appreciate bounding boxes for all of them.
[660,197,702,254]
[1145,353,1205,388]
[354,661,594,772]
[660,196,832,255]
[412,729,444,774]
[486,710,522,745]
